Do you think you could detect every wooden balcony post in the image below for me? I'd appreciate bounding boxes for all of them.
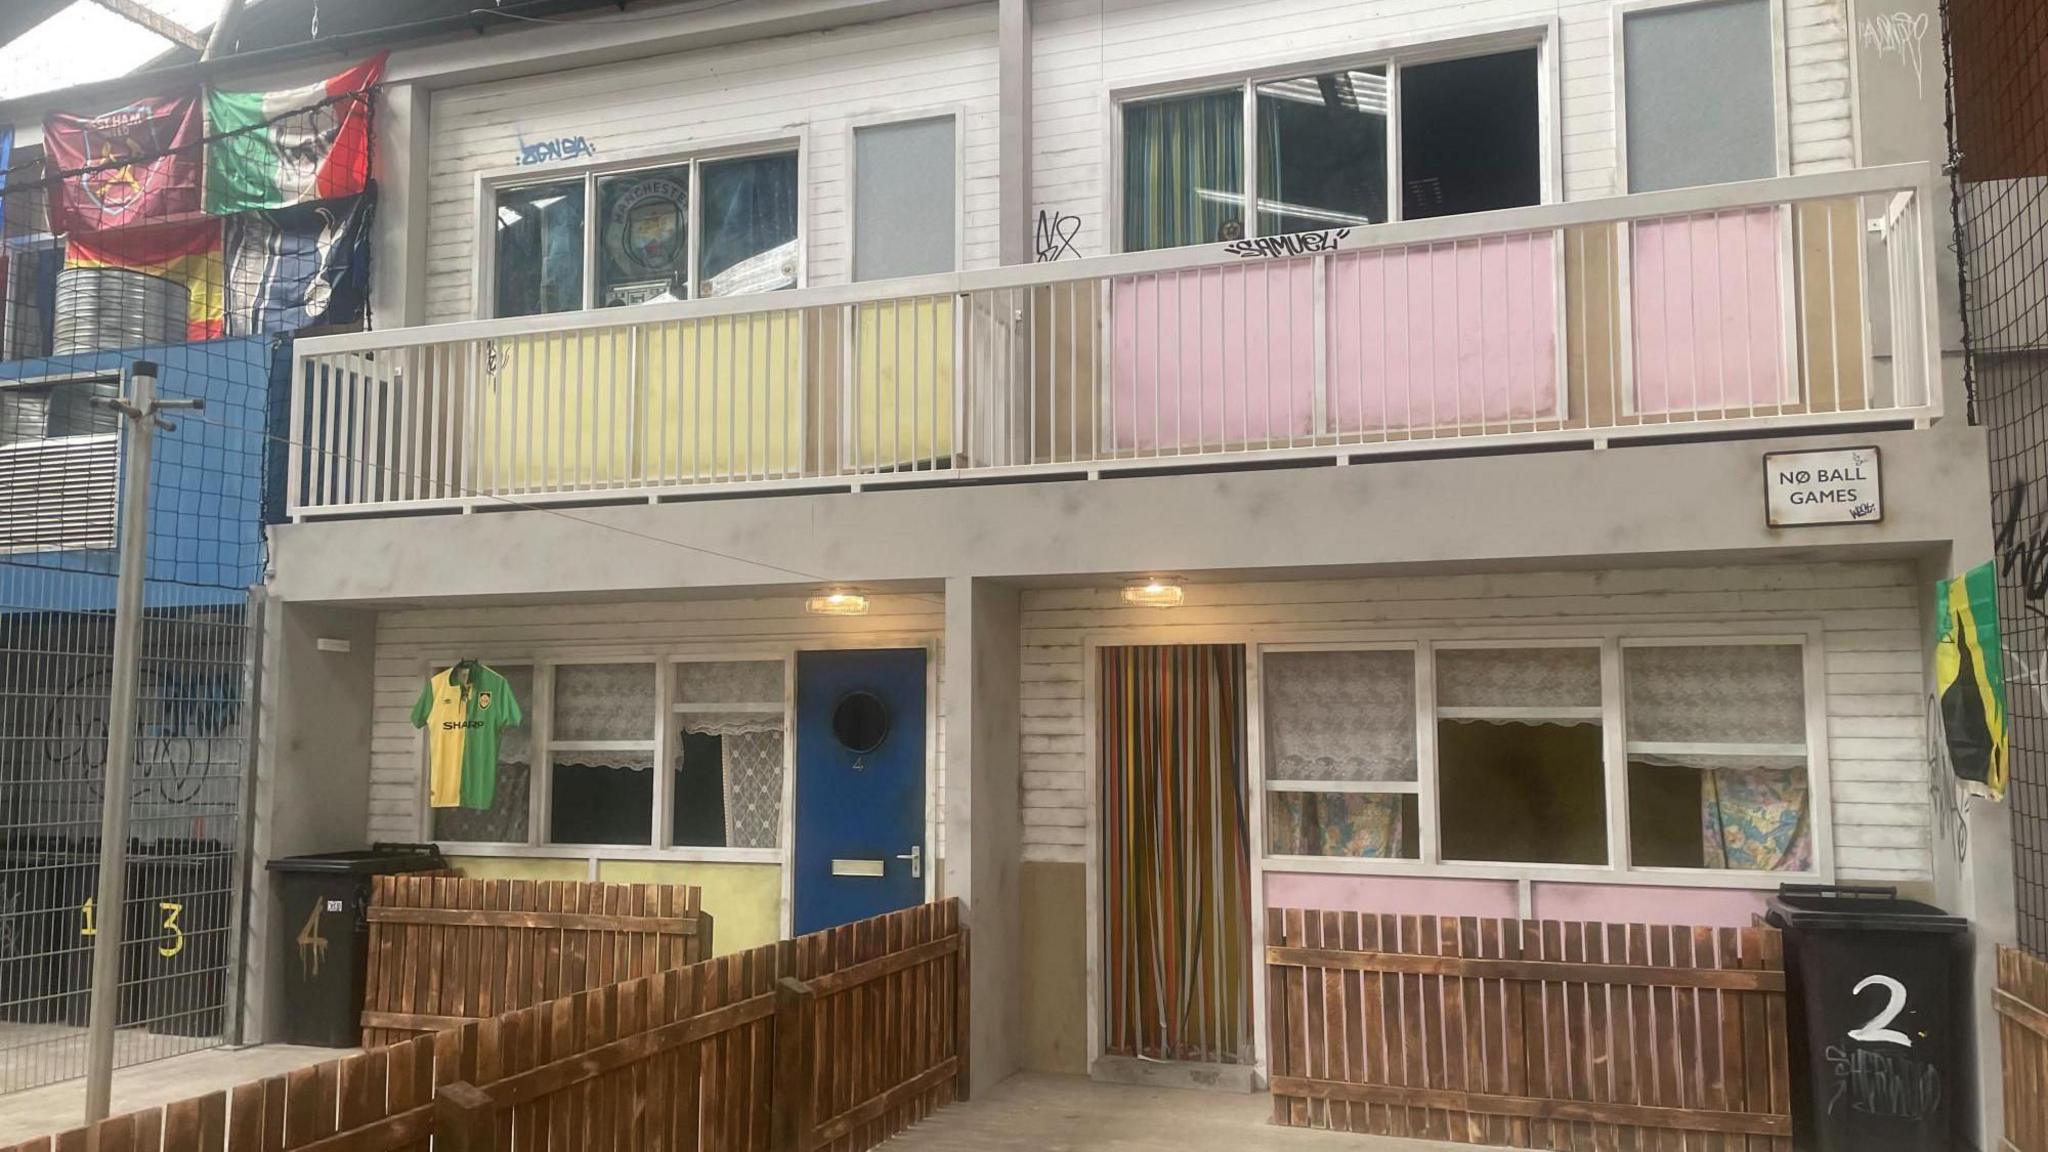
[772,976,817,1152]
[953,921,972,1102]
[432,1081,494,1152]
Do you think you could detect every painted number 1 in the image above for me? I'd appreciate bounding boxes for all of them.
[77,899,186,958]
[1848,974,1913,1047]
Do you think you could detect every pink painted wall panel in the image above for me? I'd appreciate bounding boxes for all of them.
[1530,882,1769,929]
[1262,871,1519,919]
[1631,208,1788,414]
[1325,234,1560,431]
[1109,262,1317,452]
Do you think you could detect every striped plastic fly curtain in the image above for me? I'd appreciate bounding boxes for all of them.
[1099,644,1253,1064]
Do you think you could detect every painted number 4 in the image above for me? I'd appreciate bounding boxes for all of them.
[1848,974,1913,1047]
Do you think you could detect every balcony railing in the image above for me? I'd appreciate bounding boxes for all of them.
[288,163,1943,518]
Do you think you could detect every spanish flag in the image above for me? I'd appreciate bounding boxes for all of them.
[64,218,224,341]
[1935,561,2009,800]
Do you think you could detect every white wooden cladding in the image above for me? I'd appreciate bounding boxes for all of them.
[1017,561,1934,882]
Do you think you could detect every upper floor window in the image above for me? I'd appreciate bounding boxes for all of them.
[852,115,958,281]
[1119,45,1541,253]
[489,146,800,319]
[1621,0,1780,192]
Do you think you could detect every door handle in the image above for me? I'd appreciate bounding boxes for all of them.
[895,846,922,879]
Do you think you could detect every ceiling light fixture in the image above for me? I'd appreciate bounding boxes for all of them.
[1121,579,1186,609]
[807,591,870,617]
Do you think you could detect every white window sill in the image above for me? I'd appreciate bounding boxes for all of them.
[1259,855,1821,890]
[433,842,782,866]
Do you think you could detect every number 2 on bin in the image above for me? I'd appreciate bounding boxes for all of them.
[1848,974,1913,1047]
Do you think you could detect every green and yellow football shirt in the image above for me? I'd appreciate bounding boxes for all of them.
[411,661,523,809]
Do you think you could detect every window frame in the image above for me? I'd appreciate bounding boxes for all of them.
[844,107,967,283]
[472,135,807,321]
[415,652,787,865]
[1249,624,1833,888]
[1104,21,1561,254]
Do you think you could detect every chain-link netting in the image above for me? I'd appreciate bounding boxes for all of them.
[0,57,377,1090]
[1948,0,2048,957]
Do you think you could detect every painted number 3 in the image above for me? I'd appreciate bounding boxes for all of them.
[1848,974,1913,1047]
[78,899,187,959]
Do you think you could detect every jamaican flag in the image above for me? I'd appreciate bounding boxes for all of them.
[1935,562,2008,800]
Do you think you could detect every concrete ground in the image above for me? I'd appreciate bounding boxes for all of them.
[879,1073,1473,1152]
[0,1043,345,1145]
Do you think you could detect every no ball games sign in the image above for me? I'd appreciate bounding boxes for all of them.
[1764,447,1882,527]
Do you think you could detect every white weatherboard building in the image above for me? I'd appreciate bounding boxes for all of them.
[12,0,2001,1142]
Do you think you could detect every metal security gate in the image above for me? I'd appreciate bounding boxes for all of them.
[0,589,258,1094]
[1949,0,2048,959]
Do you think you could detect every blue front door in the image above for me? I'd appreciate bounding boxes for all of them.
[793,648,927,935]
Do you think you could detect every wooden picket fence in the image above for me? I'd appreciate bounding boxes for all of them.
[359,877,713,1047]
[1999,945,2048,1152]
[1266,909,1792,1151]
[1,900,964,1152]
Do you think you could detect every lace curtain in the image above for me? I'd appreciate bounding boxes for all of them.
[1438,646,1602,712]
[554,663,656,743]
[1626,644,1811,870]
[1264,650,1415,781]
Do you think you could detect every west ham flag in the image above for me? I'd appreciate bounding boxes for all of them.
[43,93,204,232]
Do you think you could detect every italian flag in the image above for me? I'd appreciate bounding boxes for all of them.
[204,53,385,215]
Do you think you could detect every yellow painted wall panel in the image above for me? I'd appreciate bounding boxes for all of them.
[599,859,782,955]
[445,854,588,882]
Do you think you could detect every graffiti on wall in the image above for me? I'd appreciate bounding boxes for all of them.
[1035,210,1082,262]
[1862,11,1932,99]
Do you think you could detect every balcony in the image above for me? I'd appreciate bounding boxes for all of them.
[286,164,1943,519]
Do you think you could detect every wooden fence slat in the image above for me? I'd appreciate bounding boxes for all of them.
[27,902,968,1152]
[1269,909,1793,1152]
[359,879,711,1046]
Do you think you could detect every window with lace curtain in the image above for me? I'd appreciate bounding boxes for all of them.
[1437,646,1609,866]
[671,659,786,850]
[1255,635,1823,878]
[549,662,659,846]
[1624,643,1813,871]
[1261,648,1419,859]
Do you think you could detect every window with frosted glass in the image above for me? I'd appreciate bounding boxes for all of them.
[1262,649,1418,859]
[1255,69,1388,234]
[698,152,800,298]
[493,180,586,318]
[1122,88,1244,252]
[1437,647,1607,865]
[1622,0,1775,192]
[854,118,957,281]
[1625,644,1813,870]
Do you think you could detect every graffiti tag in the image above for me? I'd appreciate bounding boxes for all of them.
[515,136,598,167]
[1861,12,1931,99]
[1996,479,2048,616]
[1035,210,1082,262]
[1225,230,1351,260]
[1825,1044,1943,1120]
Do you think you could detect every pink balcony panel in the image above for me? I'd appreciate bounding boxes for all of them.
[1110,262,1318,453]
[1630,208,1789,415]
[1326,234,1561,432]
